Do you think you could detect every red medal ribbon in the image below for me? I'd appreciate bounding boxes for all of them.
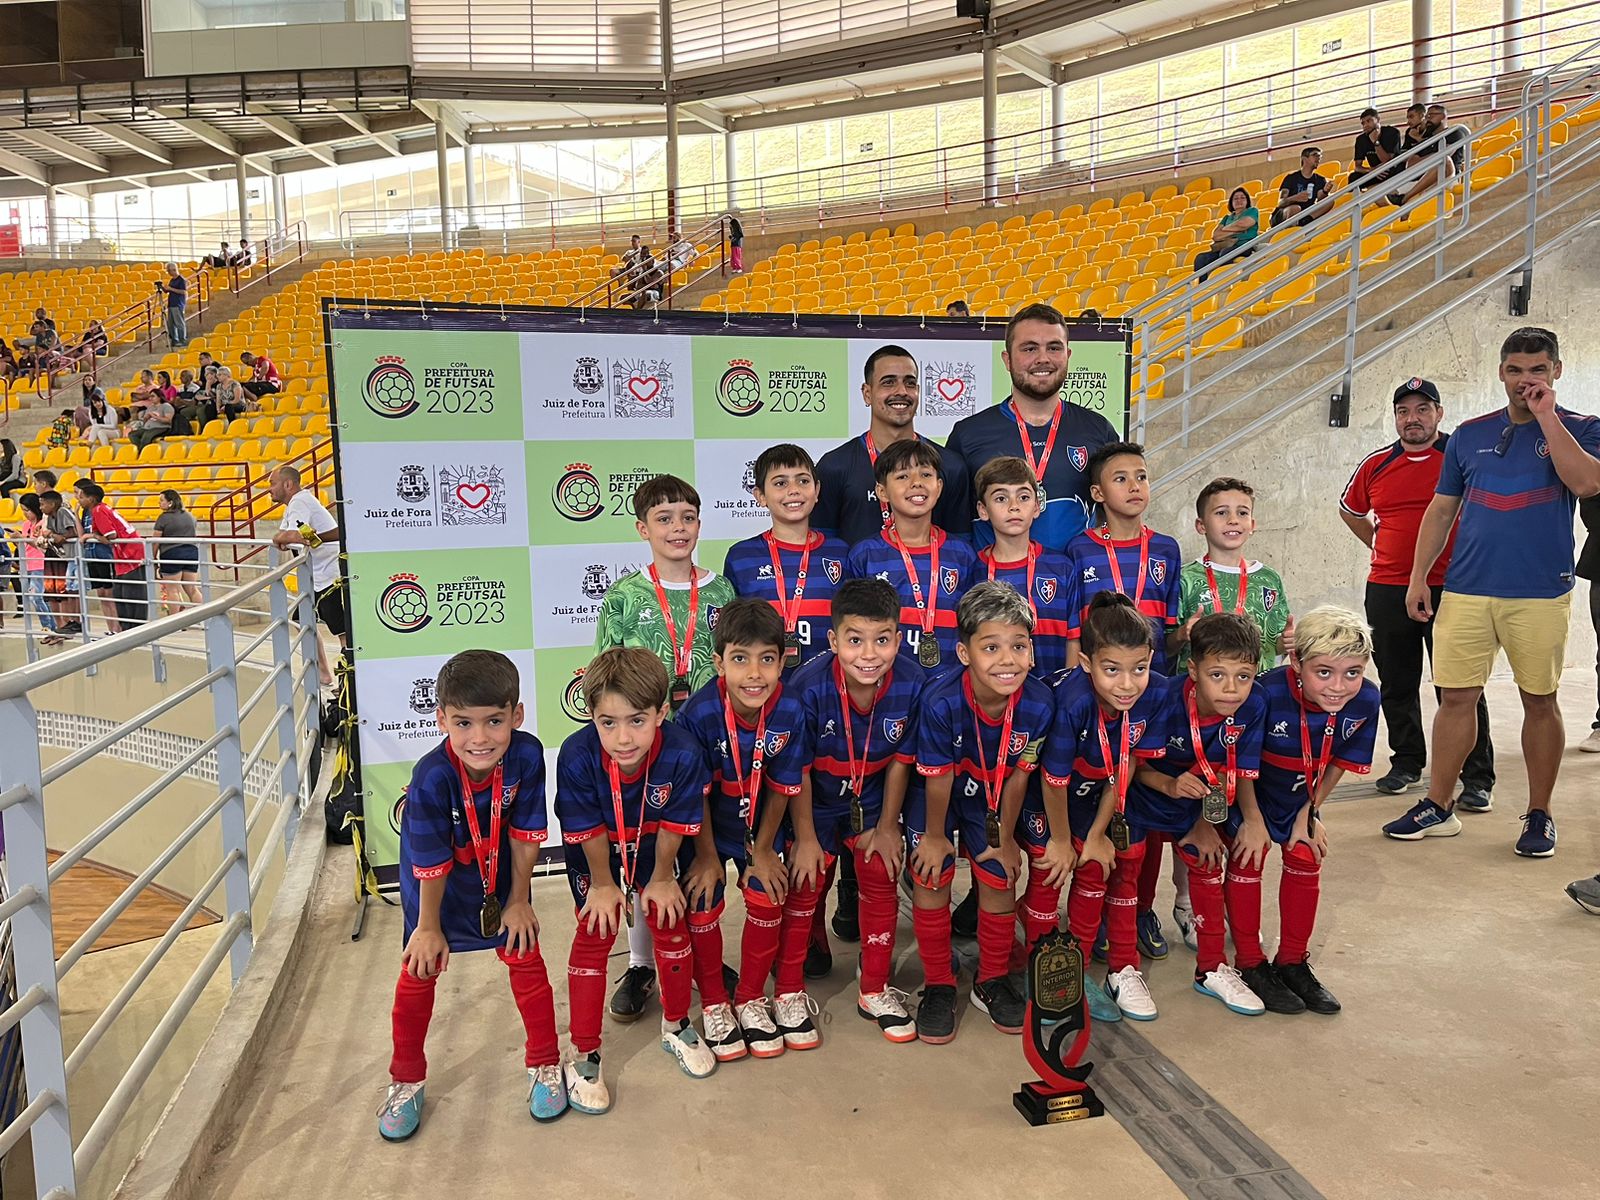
[890,527,941,640]
[1291,669,1337,799]
[764,531,817,636]
[971,683,1019,824]
[605,741,658,896]
[452,751,504,898]
[864,432,895,529]
[723,686,769,842]
[1093,526,1150,606]
[835,657,885,797]
[1185,679,1237,805]
[1013,401,1063,482]
[1095,705,1134,813]
[647,563,698,681]
[1202,557,1248,615]
[982,543,1039,618]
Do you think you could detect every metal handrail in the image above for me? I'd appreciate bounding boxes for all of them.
[567,212,731,310]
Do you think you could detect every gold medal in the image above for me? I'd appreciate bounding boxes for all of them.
[986,810,1003,849]
[1107,812,1130,853]
[479,894,503,939]
[783,632,801,668]
[918,638,942,668]
[1202,784,1228,825]
[849,794,865,836]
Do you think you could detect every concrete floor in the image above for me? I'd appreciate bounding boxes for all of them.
[194,668,1600,1200]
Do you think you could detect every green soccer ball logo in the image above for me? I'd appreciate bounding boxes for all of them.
[717,358,763,416]
[363,356,419,419]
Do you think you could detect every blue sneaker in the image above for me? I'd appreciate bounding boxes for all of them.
[1457,787,1493,814]
[377,1081,424,1141]
[1092,917,1109,963]
[1514,810,1557,858]
[1084,975,1122,1024]
[1382,799,1462,840]
[1137,909,1169,959]
[528,1064,568,1122]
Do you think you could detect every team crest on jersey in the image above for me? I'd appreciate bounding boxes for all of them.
[707,605,722,629]
[1149,559,1166,585]
[1027,812,1047,838]
[1221,720,1242,746]
[941,566,960,595]
[1007,731,1029,756]
[1037,576,1058,605]
[765,730,791,756]
[823,558,842,585]
[1081,566,1098,583]
[756,562,774,579]
[883,717,906,744]
[574,873,591,898]
[1342,717,1367,739]
[1262,587,1279,612]
[1127,720,1147,744]
[647,783,672,809]
[822,718,837,738]
[1067,445,1088,472]
[1536,438,1550,459]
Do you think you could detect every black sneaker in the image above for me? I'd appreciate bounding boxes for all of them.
[969,975,1026,1034]
[804,940,833,979]
[607,965,656,1022]
[1238,962,1306,1015]
[1374,768,1421,795]
[915,983,959,1044]
[951,888,979,939]
[831,878,861,942]
[1274,959,1340,1014]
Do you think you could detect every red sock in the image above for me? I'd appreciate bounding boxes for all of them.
[1013,872,1062,972]
[1066,858,1107,948]
[774,880,819,996]
[976,906,1015,983]
[687,905,728,1007]
[500,945,560,1068]
[1105,843,1146,973]
[1274,843,1322,965]
[854,847,898,995]
[1175,847,1227,975]
[912,902,955,987]
[734,894,783,1005]
[389,966,437,1082]
[647,906,692,1024]
[1136,831,1167,911]
[1224,857,1265,969]
[566,917,616,1054]
[810,858,837,952]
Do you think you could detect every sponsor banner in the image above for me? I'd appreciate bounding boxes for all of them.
[339,440,527,553]
[519,331,696,441]
[526,438,698,547]
[333,328,523,444]
[357,650,540,765]
[347,546,533,660]
[691,335,850,441]
[528,542,652,651]
[693,437,840,542]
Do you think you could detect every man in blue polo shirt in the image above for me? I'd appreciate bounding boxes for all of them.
[1383,327,1600,857]
[944,303,1119,552]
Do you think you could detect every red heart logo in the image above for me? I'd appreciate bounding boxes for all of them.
[628,376,660,403]
[455,483,491,509]
[937,377,965,401]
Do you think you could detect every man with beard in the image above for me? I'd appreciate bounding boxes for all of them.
[813,344,973,546]
[944,303,1119,551]
[1340,378,1496,807]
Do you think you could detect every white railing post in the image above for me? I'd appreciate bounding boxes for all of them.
[204,615,255,984]
[266,553,305,851]
[0,698,78,1199]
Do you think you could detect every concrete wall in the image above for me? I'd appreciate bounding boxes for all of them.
[147,18,407,76]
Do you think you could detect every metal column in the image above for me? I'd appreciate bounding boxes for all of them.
[1504,0,1525,73]
[235,157,250,243]
[44,184,58,256]
[724,128,738,212]
[272,172,288,237]
[435,116,452,249]
[463,140,479,228]
[982,36,999,204]
[1051,84,1067,165]
[1412,0,1433,101]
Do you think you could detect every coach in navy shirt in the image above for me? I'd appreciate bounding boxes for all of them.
[1383,327,1600,858]
[944,303,1119,551]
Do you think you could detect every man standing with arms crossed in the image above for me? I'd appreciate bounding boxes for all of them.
[1383,329,1600,856]
[1340,378,1495,810]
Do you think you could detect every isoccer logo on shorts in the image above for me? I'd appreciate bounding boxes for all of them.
[363,355,419,419]
[376,573,431,632]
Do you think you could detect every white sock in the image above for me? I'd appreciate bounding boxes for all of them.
[627,918,653,968]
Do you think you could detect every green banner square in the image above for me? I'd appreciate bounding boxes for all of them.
[526,439,698,547]
[534,644,605,739]
[691,335,850,440]
[334,327,524,443]
[348,545,533,660]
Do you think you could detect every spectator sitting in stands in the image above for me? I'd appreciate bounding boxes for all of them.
[1078,308,1102,322]
[212,366,256,423]
[1425,102,1465,173]
[1192,187,1260,281]
[47,409,75,449]
[77,318,107,360]
[1389,102,1461,210]
[1,338,18,387]
[1272,146,1330,227]
[196,350,215,378]
[82,390,119,449]
[175,369,203,431]
[239,350,282,397]
[128,395,175,450]
[128,369,159,412]
[946,299,971,317]
[208,242,232,269]
[0,437,24,497]
[21,308,60,383]
[156,370,178,404]
[154,489,202,612]
[232,239,253,267]
[1349,106,1402,190]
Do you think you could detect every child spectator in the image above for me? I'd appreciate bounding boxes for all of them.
[379,651,564,1140]
[973,455,1077,677]
[47,409,75,449]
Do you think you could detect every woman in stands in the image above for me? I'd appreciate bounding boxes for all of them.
[154,490,202,612]
[156,370,179,403]
[0,437,25,497]
[82,391,120,449]
[212,366,257,423]
[1192,187,1261,281]
[0,338,17,389]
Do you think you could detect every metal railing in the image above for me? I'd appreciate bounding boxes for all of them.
[567,213,732,310]
[1124,37,1600,497]
[0,536,323,1198]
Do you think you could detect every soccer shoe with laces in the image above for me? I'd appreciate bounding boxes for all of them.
[969,974,1026,1034]
[1238,962,1306,1014]
[1456,787,1493,814]
[660,1017,718,1078]
[1275,960,1340,1014]
[1565,875,1600,914]
[1106,965,1158,1021]
[1084,976,1122,1024]
[701,1001,747,1062]
[774,990,822,1050]
[735,996,785,1058]
[1374,768,1420,795]
[607,964,656,1022]
[1171,901,1199,952]
[915,983,959,1044]
[563,1050,610,1114]
[528,1064,569,1121]
[1193,965,1265,1016]
[377,1081,424,1141]
[1137,909,1169,959]
[1514,810,1557,858]
[1382,798,1462,840]
[857,987,917,1043]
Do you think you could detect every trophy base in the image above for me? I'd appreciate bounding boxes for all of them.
[1012,1080,1105,1125]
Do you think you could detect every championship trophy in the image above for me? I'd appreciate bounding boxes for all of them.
[1013,929,1105,1125]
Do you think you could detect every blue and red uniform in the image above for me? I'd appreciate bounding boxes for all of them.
[1224,665,1379,970]
[555,722,708,1052]
[1065,525,1183,672]
[722,531,852,672]
[978,541,1077,677]
[847,528,978,676]
[391,730,558,1081]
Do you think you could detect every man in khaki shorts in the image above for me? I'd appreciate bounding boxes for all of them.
[1382,327,1600,857]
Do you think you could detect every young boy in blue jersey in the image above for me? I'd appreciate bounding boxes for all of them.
[722,444,851,675]
[381,650,563,1140]
[676,599,815,1061]
[973,455,1077,677]
[787,577,924,1043]
[1131,614,1270,1017]
[1066,442,1183,673]
[907,581,1054,1043]
[557,647,717,1115]
[847,437,979,677]
[1227,606,1380,1017]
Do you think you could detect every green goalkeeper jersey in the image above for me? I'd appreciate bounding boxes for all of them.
[1175,558,1291,674]
[593,568,737,708]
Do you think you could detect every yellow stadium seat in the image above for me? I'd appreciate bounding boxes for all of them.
[1086,197,1115,216]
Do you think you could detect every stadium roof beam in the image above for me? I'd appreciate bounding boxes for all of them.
[413,100,469,147]
[149,110,240,157]
[678,103,728,133]
[997,44,1059,87]
[470,121,671,144]
[328,107,405,157]
[90,123,174,167]
[727,71,1040,132]
[0,123,107,173]
[0,146,49,186]
[246,109,340,167]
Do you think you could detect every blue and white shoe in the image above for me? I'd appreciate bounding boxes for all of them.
[1382,799,1462,840]
[528,1064,568,1122]
[661,1017,718,1078]
[377,1081,424,1141]
[1084,975,1122,1024]
[564,1051,610,1115]
[1565,875,1600,914]
[1194,965,1265,1016]
[1106,965,1158,1021]
[1514,810,1557,858]
[1456,787,1493,814]
[1137,909,1169,959]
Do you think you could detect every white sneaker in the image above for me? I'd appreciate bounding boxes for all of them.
[734,996,785,1058]
[857,987,917,1043]
[1581,728,1600,753]
[1193,964,1265,1016]
[701,1001,746,1062]
[774,990,822,1050]
[1106,965,1158,1021]
[660,1017,717,1079]
[1172,901,1199,952]
[563,1049,610,1114]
